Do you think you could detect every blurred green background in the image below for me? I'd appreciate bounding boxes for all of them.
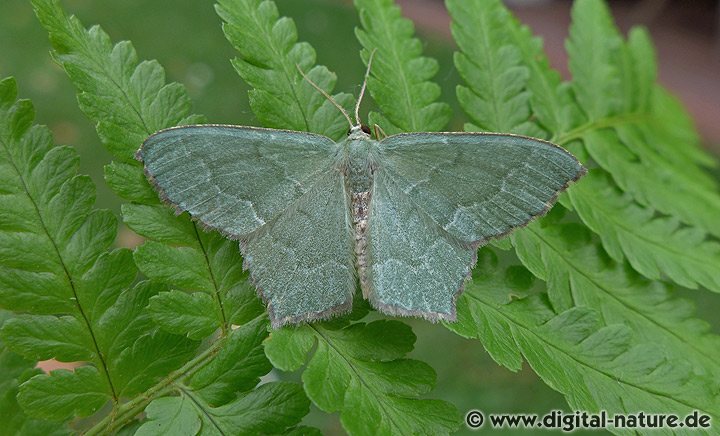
[1,0,718,434]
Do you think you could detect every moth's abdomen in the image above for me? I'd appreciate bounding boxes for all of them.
[351,190,372,298]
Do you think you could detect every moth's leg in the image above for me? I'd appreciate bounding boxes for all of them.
[373,124,388,140]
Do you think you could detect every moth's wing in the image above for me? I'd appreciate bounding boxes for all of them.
[378,132,586,244]
[138,125,337,238]
[366,171,475,320]
[242,171,355,327]
[366,132,585,319]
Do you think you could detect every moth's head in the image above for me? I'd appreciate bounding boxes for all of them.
[348,124,372,138]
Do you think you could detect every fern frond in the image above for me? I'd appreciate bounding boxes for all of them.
[564,0,720,238]
[0,77,197,421]
[448,0,720,415]
[0,311,69,435]
[450,252,720,420]
[354,0,451,134]
[448,254,718,416]
[216,0,353,139]
[447,0,541,136]
[265,320,461,435]
[135,319,310,435]
[214,2,462,433]
[571,169,720,292]
[512,223,720,380]
[452,0,720,293]
[31,0,263,341]
[29,2,201,163]
[30,2,311,432]
[566,0,624,121]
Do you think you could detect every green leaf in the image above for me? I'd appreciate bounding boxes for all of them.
[499,5,582,139]
[566,0,623,121]
[135,396,201,436]
[122,204,197,245]
[94,280,198,398]
[447,0,539,136]
[147,291,221,340]
[626,27,656,112]
[0,76,196,421]
[32,0,264,340]
[18,366,108,421]
[445,250,549,371]
[216,0,353,139]
[450,254,720,422]
[570,171,720,292]
[186,318,271,406]
[30,0,201,163]
[1,315,94,362]
[0,311,70,435]
[135,242,216,291]
[515,309,718,420]
[450,0,720,352]
[648,85,716,169]
[138,320,307,435]
[562,0,720,239]
[579,127,720,237]
[265,321,460,435]
[188,382,310,435]
[355,0,451,134]
[512,223,720,381]
[104,161,159,204]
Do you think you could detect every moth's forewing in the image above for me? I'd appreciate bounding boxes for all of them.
[139,125,337,238]
[378,132,586,244]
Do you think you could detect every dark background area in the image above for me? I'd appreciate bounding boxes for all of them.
[1,1,718,434]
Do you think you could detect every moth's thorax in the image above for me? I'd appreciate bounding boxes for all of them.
[339,133,379,194]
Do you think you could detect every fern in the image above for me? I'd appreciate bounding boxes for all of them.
[266,320,459,434]
[448,0,541,136]
[0,311,68,435]
[449,251,719,419]
[571,171,720,291]
[2,0,719,433]
[448,0,720,293]
[354,0,451,134]
[30,0,263,337]
[216,0,353,139]
[0,75,191,419]
[23,0,313,433]
[564,1,720,238]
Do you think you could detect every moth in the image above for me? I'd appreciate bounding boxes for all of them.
[137,59,586,328]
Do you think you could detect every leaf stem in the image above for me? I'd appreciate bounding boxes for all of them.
[553,113,648,145]
[85,336,227,435]
[192,225,229,334]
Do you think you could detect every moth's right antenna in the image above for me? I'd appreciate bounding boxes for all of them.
[355,49,377,126]
[296,64,354,129]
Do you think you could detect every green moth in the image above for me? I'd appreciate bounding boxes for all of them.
[137,67,586,328]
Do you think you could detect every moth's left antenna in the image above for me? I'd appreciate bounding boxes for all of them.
[296,65,354,129]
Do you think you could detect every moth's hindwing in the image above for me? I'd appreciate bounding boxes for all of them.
[139,125,337,239]
[242,171,355,327]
